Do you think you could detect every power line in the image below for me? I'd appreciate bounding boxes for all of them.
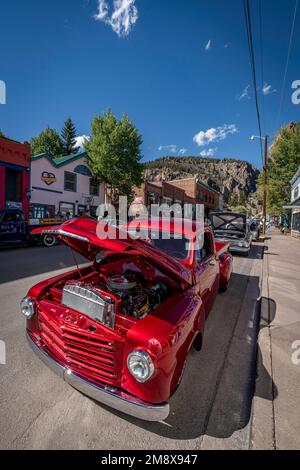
[277,0,299,129]
[259,0,265,135]
[243,0,264,165]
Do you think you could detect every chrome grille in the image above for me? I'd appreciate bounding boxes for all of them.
[38,306,123,386]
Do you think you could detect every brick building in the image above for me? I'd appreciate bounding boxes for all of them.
[169,177,222,214]
[0,136,31,219]
[133,177,222,218]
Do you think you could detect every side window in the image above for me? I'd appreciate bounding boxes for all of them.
[197,232,214,262]
[2,211,24,223]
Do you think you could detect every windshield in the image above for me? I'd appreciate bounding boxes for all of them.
[150,236,190,261]
[210,213,246,233]
[127,228,190,260]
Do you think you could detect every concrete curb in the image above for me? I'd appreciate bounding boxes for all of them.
[250,238,275,450]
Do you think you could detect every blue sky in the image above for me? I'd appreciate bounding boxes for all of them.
[0,0,299,169]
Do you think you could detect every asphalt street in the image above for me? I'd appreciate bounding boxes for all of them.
[0,243,265,450]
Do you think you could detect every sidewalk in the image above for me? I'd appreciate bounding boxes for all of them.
[251,229,300,450]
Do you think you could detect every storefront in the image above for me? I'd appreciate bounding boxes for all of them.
[0,136,31,219]
[290,166,300,239]
[30,151,105,219]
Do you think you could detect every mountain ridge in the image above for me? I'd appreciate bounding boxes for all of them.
[144,156,260,204]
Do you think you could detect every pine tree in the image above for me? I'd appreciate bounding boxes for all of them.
[239,190,247,206]
[228,193,239,207]
[61,118,79,155]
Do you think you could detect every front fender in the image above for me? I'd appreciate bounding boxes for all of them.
[121,291,205,404]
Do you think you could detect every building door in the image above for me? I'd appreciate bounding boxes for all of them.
[5,169,22,204]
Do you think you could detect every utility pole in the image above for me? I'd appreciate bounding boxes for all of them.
[262,135,268,240]
[251,134,268,239]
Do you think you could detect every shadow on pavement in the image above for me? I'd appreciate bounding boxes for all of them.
[0,245,88,284]
[96,246,277,441]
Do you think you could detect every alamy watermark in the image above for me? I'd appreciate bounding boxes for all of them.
[0,340,6,365]
[95,197,205,251]
[0,80,6,105]
[291,340,300,365]
[291,80,300,105]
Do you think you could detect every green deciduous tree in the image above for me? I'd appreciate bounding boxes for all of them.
[259,122,300,216]
[0,129,6,138]
[85,110,143,200]
[61,118,79,155]
[31,127,64,157]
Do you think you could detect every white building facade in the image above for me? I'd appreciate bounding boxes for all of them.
[290,165,300,239]
[30,151,105,219]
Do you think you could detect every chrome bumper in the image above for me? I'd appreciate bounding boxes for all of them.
[229,245,250,254]
[26,331,169,422]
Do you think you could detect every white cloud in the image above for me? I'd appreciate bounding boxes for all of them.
[205,39,212,51]
[75,135,90,151]
[158,145,188,156]
[200,148,217,157]
[193,124,238,147]
[158,144,177,154]
[238,85,250,100]
[262,83,277,95]
[95,0,138,38]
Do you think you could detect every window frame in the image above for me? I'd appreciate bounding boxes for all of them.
[197,232,214,263]
[64,171,77,192]
[89,178,99,197]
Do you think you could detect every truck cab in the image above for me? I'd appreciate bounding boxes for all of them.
[0,209,26,244]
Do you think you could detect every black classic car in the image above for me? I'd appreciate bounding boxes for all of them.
[209,212,252,256]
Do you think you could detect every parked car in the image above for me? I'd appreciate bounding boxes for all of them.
[23,217,233,421]
[209,211,252,256]
[0,208,62,247]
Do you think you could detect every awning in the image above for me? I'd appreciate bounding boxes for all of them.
[282,205,300,209]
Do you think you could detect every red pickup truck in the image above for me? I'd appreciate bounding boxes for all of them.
[22,217,233,421]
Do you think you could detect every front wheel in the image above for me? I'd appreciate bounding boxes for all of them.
[42,234,56,247]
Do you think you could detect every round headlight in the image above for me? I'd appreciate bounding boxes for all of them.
[127,350,155,383]
[21,297,36,319]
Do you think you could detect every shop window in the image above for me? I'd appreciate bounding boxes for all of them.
[59,202,75,219]
[292,212,300,232]
[64,172,77,192]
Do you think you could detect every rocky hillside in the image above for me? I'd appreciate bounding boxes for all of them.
[144,156,260,204]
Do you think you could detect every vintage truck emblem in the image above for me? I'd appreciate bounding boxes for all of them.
[41,171,57,186]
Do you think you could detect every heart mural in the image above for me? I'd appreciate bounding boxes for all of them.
[41,171,57,186]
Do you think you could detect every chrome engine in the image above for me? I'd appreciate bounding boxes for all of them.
[62,283,115,328]
[62,274,169,329]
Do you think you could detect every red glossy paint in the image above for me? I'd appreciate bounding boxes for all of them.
[27,217,233,407]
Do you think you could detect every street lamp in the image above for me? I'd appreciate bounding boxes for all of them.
[250,135,268,240]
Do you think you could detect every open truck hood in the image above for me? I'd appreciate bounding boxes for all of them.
[209,212,247,234]
[32,217,193,288]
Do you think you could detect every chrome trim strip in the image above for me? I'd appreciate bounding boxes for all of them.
[26,332,169,422]
[40,229,90,242]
